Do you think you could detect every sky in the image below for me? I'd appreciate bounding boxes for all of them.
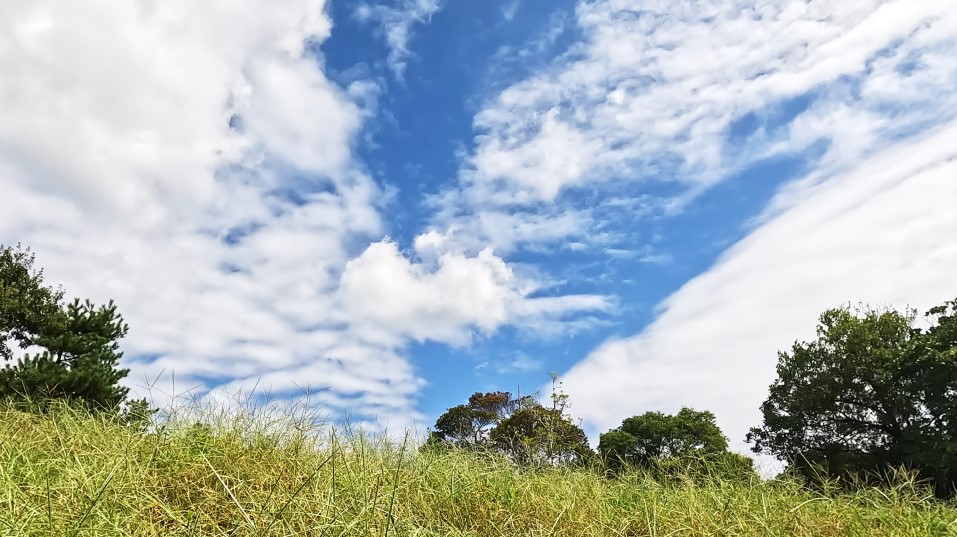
[1,0,956,457]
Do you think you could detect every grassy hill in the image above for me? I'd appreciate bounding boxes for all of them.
[1,402,955,536]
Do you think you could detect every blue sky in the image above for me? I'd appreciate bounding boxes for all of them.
[2,0,956,453]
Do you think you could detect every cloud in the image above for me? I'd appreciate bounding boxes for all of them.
[356,0,444,79]
[559,120,957,456]
[501,1,521,23]
[0,0,612,430]
[487,352,542,375]
[434,0,957,257]
[340,239,611,346]
[0,0,415,423]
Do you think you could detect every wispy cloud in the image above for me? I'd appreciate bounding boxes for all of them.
[500,0,521,22]
[414,0,957,450]
[356,0,444,79]
[561,120,957,454]
[430,0,957,256]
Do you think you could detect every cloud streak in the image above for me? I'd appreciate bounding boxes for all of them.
[356,0,444,79]
[419,0,957,456]
[431,0,956,257]
[561,119,957,456]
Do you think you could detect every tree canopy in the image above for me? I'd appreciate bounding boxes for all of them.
[427,391,530,448]
[0,244,141,414]
[0,245,63,362]
[747,301,957,497]
[598,407,730,470]
[428,376,592,466]
[490,399,592,467]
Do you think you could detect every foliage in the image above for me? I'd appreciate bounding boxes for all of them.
[0,244,150,415]
[2,401,954,536]
[428,374,592,466]
[490,403,592,466]
[598,407,731,471]
[426,391,529,449]
[0,244,63,361]
[747,301,957,498]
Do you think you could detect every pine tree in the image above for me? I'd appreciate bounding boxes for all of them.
[1,299,132,411]
[0,244,142,414]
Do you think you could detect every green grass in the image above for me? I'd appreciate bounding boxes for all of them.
[1,402,955,536]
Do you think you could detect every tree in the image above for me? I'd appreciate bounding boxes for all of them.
[426,391,528,449]
[747,301,957,497]
[489,403,592,466]
[598,407,730,471]
[0,244,145,415]
[489,375,592,466]
[427,375,594,466]
[0,244,63,361]
[910,300,957,496]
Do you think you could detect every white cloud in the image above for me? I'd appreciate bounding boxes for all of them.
[437,0,957,255]
[356,0,444,79]
[501,1,521,22]
[0,0,388,427]
[340,240,610,346]
[0,0,611,429]
[416,204,596,255]
[241,55,364,176]
[560,120,957,457]
[340,241,515,345]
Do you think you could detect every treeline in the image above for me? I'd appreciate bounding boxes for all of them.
[2,244,956,497]
[427,300,957,498]
[424,381,757,483]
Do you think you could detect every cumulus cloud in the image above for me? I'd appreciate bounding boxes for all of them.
[340,240,611,346]
[560,120,957,456]
[356,0,444,79]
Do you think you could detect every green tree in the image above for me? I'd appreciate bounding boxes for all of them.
[599,407,730,471]
[0,244,63,361]
[911,300,957,496]
[427,375,593,466]
[489,375,592,466]
[747,301,957,497]
[0,244,146,415]
[489,403,592,466]
[426,391,528,449]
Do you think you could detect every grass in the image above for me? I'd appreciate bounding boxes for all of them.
[1,401,955,536]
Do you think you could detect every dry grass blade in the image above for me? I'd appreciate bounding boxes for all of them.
[204,454,256,530]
